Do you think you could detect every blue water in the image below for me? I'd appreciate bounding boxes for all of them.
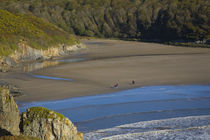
[30,74,73,81]
[18,85,210,132]
[25,58,87,80]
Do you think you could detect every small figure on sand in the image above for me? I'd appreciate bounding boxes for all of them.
[132,80,135,85]
[111,83,119,88]
[114,83,118,88]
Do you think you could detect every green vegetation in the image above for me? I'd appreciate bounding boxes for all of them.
[0,9,78,56]
[168,42,210,48]
[5,93,11,104]
[0,87,4,92]
[25,107,65,124]
[0,135,40,140]
[0,0,209,54]
[0,87,8,95]
[0,0,209,44]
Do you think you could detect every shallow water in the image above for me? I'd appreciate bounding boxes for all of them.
[18,85,210,133]
[22,58,86,80]
[30,74,73,81]
[21,58,86,72]
[56,58,86,63]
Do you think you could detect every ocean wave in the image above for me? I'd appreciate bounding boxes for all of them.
[77,108,210,124]
[76,108,210,133]
[84,115,210,140]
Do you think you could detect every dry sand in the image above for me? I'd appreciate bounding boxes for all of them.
[2,39,210,102]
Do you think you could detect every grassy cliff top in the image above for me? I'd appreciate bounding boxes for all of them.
[26,107,65,120]
[0,10,79,56]
[0,87,9,94]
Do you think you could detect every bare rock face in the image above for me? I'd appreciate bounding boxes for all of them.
[0,87,20,136]
[21,107,83,140]
[0,81,22,97]
[0,41,85,72]
[0,60,11,72]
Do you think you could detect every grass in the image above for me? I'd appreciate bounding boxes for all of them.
[0,10,79,56]
[0,135,40,140]
[24,107,66,126]
[0,87,8,95]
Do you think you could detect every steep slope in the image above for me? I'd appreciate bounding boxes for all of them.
[0,9,79,56]
[0,0,209,41]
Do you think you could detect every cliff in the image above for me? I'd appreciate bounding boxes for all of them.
[0,87,20,136]
[0,10,84,72]
[0,81,22,98]
[0,40,84,72]
[21,107,83,140]
[0,87,83,140]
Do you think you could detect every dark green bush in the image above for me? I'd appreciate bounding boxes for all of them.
[0,0,209,43]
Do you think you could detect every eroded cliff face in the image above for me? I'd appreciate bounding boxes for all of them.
[20,107,83,140]
[0,87,20,136]
[0,41,84,72]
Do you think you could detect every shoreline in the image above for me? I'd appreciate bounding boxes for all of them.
[18,84,210,133]
[1,39,210,102]
[16,82,210,103]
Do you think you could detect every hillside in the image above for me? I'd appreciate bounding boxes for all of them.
[0,0,209,42]
[0,9,78,56]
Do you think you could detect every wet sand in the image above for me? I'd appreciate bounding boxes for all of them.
[2,39,210,102]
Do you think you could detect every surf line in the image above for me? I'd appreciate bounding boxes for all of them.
[30,74,73,81]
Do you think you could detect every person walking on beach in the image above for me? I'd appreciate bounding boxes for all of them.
[132,80,135,85]
[113,83,118,88]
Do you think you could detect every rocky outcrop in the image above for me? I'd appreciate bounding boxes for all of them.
[20,107,82,140]
[0,87,83,139]
[0,81,22,97]
[0,41,85,72]
[0,87,20,136]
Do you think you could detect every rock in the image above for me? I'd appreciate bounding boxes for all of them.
[20,107,83,140]
[76,132,83,140]
[0,42,84,72]
[0,61,11,72]
[0,87,20,136]
[0,87,82,139]
[0,81,22,97]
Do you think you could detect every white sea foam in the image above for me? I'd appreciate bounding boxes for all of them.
[84,115,210,140]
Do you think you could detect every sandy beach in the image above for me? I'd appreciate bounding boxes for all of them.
[1,39,210,102]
